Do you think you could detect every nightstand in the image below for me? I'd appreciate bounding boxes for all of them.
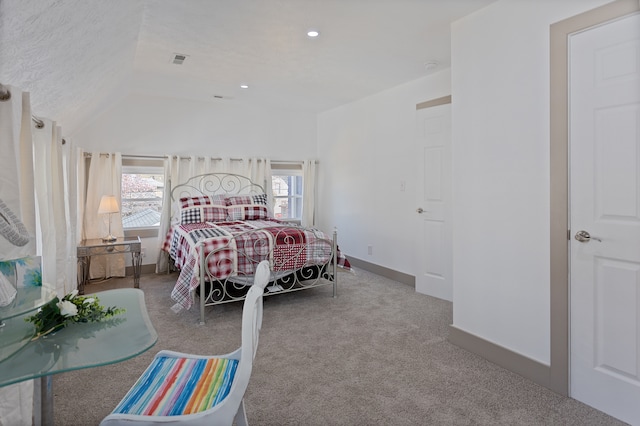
[77,236,142,294]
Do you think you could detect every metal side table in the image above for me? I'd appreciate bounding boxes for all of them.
[77,236,142,294]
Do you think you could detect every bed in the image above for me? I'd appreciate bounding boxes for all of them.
[162,173,350,323]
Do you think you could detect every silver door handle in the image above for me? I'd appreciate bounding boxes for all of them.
[416,208,426,214]
[574,230,602,243]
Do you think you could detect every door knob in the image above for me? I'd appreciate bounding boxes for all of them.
[416,208,426,214]
[574,230,602,243]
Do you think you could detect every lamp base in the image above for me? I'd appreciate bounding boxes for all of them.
[102,234,117,243]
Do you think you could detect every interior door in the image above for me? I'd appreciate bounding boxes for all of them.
[415,104,452,301]
[569,12,640,424]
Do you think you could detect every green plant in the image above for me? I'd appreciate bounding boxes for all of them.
[26,290,124,340]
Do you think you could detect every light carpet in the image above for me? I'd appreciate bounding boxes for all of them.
[53,268,626,425]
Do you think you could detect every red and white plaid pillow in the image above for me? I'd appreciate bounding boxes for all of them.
[176,195,229,224]
[180,206,228,224]
[225,194,268,206]
[227,205,269,221]
[202,206,228,222]
[179,196,213,208]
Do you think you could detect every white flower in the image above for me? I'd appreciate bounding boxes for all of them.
[68,289,79,300]
[57,300,78,317]
[83,298,95,305]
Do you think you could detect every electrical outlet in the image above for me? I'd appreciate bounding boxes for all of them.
[141,248,146,258]
[368,245,373,255]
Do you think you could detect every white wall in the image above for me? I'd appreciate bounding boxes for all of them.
[73,93,319,266]
[317,70,451,275]
[450,0,614,364]
[69,0,616,367]
[72,93,318,159]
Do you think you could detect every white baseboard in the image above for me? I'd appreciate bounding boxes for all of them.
[448,325,558,393]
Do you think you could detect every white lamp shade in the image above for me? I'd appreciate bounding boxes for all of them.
[98,195,119,214]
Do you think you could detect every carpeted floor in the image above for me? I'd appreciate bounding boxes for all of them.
[53,268,627,425]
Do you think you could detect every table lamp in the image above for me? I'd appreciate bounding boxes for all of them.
[98,195,119,242]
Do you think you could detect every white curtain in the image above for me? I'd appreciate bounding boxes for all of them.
[0,86,36,426]
[81,151,124,278]
[231,157,272,212]
[155,156,272,273]
[76,147,86,254]
[301,159,317,227]
[157,155,206,273]
[0,86,36,257]
[32,121,76,297]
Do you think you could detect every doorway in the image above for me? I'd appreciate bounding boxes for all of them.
[550,0,640,421]
[415,98,452,301]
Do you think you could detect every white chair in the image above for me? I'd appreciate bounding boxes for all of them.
[100,260,271,426]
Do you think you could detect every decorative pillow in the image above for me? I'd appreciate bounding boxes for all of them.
[227,205,269,221]
[179,196,213,208]
[225,194,268,206]
[209,194,227,206]
[180,206,229,224]
[180,207,203,224]
[176,195,228,224]
[202,206,228,222]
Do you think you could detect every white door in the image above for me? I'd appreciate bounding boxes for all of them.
[569,13,640,425]
[415,104,452,301]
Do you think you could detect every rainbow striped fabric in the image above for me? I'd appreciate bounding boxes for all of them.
[112,356,238,416]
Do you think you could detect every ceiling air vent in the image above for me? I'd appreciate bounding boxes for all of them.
[171,53,189,65]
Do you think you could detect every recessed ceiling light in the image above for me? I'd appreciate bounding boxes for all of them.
[307,30,319,38]
[240,84,249,89]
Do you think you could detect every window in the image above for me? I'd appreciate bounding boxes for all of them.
[121,158,164,237]
[271,165,303,221]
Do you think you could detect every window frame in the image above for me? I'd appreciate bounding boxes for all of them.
[121,158,165,239]
[271,163,303,224]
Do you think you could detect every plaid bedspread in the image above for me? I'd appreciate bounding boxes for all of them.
[165,220,350,310]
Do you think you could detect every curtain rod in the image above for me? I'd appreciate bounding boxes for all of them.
[271,159,319,164]
[84,153,165,159]
[32,116,44,129]
[169,157,318,164]
[123,154,165,159]
[168,156,266,161]
[1,83,47,129]
[0,83,10,101]
[82,153,318,164]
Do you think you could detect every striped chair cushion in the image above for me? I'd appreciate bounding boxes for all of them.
[112,356,238,416]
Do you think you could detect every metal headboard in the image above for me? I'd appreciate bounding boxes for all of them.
[170,173,265,202]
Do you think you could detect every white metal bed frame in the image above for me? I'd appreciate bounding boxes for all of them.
[167,173,339,324]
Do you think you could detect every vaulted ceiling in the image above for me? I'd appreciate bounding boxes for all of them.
[0,0,496,134]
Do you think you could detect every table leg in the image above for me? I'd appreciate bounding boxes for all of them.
[77,256,90,295]
[131,251,142,288]
[41,375,53,426]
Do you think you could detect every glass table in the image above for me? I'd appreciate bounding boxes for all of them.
[0,288,157,425]
[0,284,58,363]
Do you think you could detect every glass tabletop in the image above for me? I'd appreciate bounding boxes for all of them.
[79,236,141,248]
[0,288,157,387]
[0,283,57,322]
